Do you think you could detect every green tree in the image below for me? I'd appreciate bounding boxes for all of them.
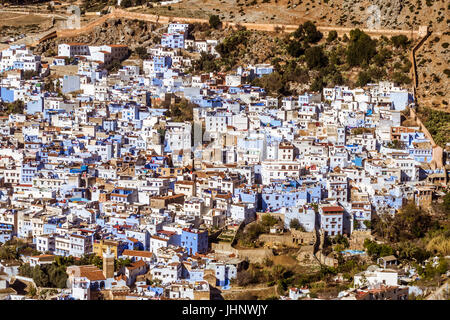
[286,40,305,57]
[115,258,132,272]
[363,239,394,259]
[346,29,377,66]
[120,0,132,8]
[443,193,450,212]
[215,30,250,59]
[293,21,323,44]
[19,263,33,278]
[393,202,432,241]
[392,72,412,85]
[396,241,430,263]
[135,46,149,59]
[305,46,328,69]
[310,76,325,92]
[371,213,396,241]
[193,52,219,73]
[209,15,221,29]
[373,48,392,67]
[0,100,25,115]
[391,35,410,49]
[252,72,285,95]
[356,70,372,86]
[327,30,338,43]
[261,214,278,227]
[0,245,18,260]
[32,265,49,287]
[289,218,305,231]
[166,99,196,122]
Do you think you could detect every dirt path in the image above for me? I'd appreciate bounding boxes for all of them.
[47,7,424,42]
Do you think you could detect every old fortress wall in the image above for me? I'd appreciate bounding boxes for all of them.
[52,8,426,40]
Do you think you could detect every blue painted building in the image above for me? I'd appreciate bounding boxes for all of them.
[181,229,208,256]
[20,162,43,184]
[26,97,44,114]
[153,56,172,72]
[161,33,185,49]
[261,183,321,212]
[0,87,15,102]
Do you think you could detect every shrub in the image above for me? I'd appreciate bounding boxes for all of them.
[363,239,394,259]
[261,214,278,227]
[165,99,196,122]
[216,30,250,58]
[420,107,450,147]
[193,52,219,73]
[392,72,412,85]
[293,21,323,44]
[310,76,325,92]
[286,40,305,57]
[373,48,392,66]
[252,72,285,95]
[134,46,149,59]
[120,0,132,8]
[289,218,305,231]
[391,35,410,49]
[356,71,372,86]
[0,100,25,115]
[394,202,433,240]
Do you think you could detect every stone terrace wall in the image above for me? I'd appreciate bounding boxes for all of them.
[211,241,273,263]
[236,247,274,263]
[259,233,297,247]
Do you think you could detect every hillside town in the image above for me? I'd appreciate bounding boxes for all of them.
[0,20,448,301]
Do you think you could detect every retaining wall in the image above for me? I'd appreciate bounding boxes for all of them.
[50,8,425,41]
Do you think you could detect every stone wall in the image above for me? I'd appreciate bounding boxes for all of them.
[236,247,274,263]
[211,241,237,255]
[291,229,316,245]
[50,8,425,41]
[348,230,373,250]
[259,233,297,247]
[410,108,444,169]
[258,230,315,247]
[296,245,317,265]
[211,241,273,263]
[315,251,338,267]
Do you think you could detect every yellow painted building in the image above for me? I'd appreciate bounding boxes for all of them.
[93,239,120,258]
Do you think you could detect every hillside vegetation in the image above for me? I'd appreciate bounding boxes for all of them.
[192,22,414,97]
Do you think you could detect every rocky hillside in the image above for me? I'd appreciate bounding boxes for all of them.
[35,18,164,56]
[140,0,448,32]
[415,34,450,112]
